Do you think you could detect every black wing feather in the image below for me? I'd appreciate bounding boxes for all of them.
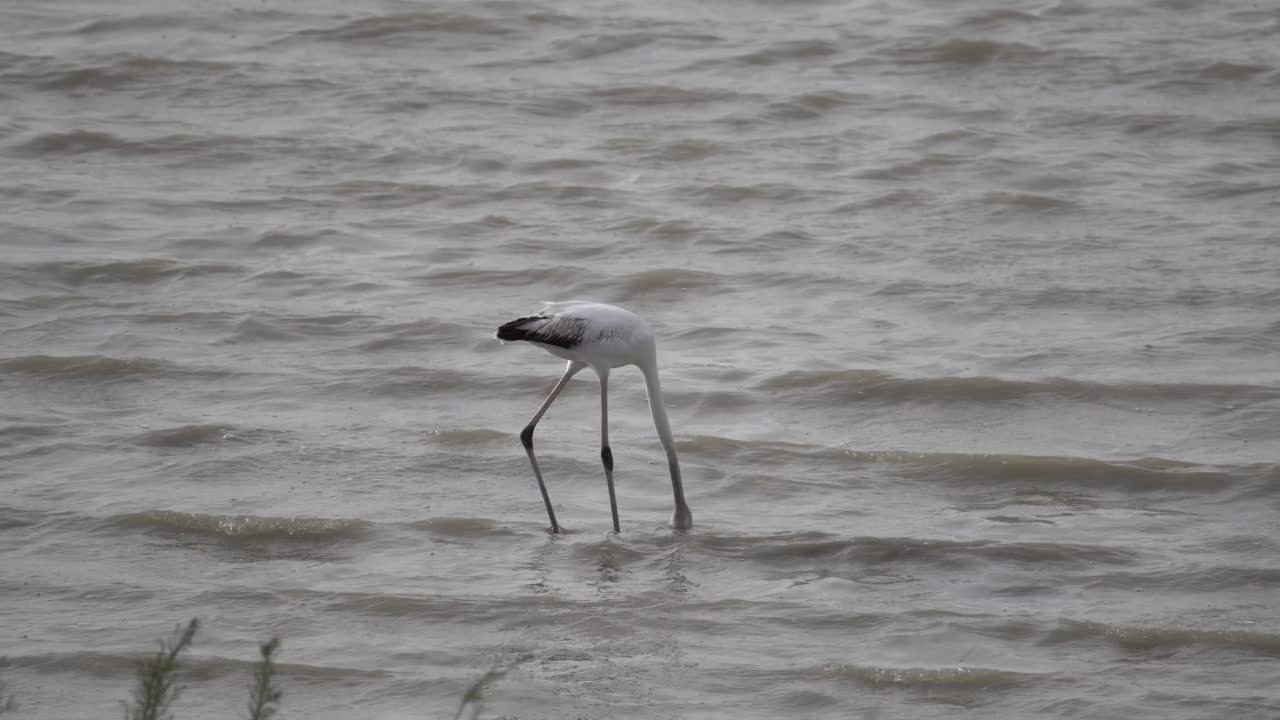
[496,314,586,349]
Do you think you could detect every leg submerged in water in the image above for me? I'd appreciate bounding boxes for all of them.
[519,361,583,533]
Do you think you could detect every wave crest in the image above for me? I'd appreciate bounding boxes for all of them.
[110,510,368,541]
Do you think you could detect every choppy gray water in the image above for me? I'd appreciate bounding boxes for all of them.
[2,0,1279,717]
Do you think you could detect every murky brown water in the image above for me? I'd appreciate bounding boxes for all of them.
[2,0,1279,717]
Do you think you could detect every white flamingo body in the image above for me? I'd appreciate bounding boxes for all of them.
[520,302,655,369]
[496,301,693,533]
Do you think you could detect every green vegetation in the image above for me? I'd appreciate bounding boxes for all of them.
[245,638,283,720]
[5,619,511,718]
[452,659,524,720]
[0,681,16,715]
[123,619,200,720]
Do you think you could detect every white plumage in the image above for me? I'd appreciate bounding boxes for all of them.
[496,301,693,534]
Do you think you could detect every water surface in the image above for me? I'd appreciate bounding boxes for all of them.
[2,0,1279,717]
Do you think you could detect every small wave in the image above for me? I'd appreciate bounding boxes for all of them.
[443,213,521,236]
[1139,61,1274,92]
[1044,620,1280,655]
[491,181,613,205]
[823,663,1041,689]
[0,506,47,531]
[669,388,758,414]
[29,55,237,92]
[601,263,824,294]
[552,32,654,60]
[606,217,712,241]
[280,180,448,207]
[12,129,334,164]
[1186,181,1280,200]
[124,310,240,329]
[957,9,1041,28]
[132,424,242,448]
[423,428,509,446]
[355,318,470,351]
[1045,108,1196,137]
[250,270,311,283]
[915,127,1003,150]
[587,84,743,106]
[754,368,1280,406]
[753,228,822,249]
[518,95,594,118]
[738,39,838,66]
[695,530,1137,569]
[0,424,61,442]
[73,15,190,34]
[0,354,229,382]
[1088,565,1280,592]
[857,153,966,180]
[904,452,1239,493]
[224,317,305,343]
[772,689,837,711]
[680,434,1247,493]
[669,326,743,342]
[109,510,368,541]
[762,90,865,121]
[1171,322,1280,354]
[756,368,892,395]
[761,101,825,122]
[833,189,934,212]
[0,291,93,313]
[680,435,839,465]
[2,650,389,681]
[140,133,312,161]
[319,366,544,398]
[568,537,652,576]
[1196,61,1271,80]
[308,592,472,618]
[413,516,519,538]
[239,313,375,343]
[255,228,325,248]
[894,38,1049,66]
[651,138,733,162]
[614,268,726,298]
[292,589,561,622]
[297,12,514,43]
[1209,117,1280,140]
[29,257,242,285]
[977,191,1075,211]
[11,129,128,155]
[677,182,807,207]
[415,266,585,289]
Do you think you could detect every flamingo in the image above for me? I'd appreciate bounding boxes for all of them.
[496,301,693,534]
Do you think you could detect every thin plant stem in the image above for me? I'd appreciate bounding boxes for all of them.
[451,657,527,720]
[121,618,199,720]
[0,681,16,715]
[246,638,283,720]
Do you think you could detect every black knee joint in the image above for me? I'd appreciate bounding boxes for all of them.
[520,426,534,449]
[601,445,614,471]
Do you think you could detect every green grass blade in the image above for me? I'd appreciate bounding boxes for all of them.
[246,638,283,720]
[122,619,198,720]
